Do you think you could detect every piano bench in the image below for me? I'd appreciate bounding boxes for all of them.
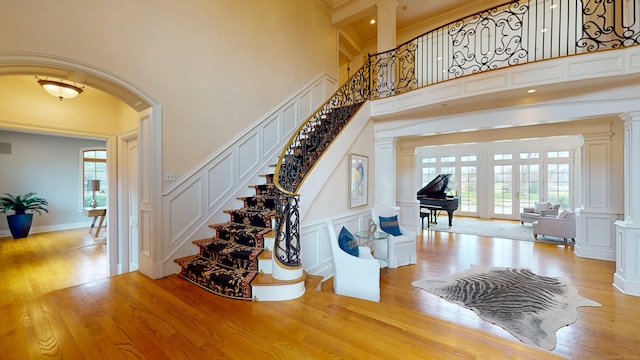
[420,205,442,229]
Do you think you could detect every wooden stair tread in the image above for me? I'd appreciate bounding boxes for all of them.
[258,249,272,260]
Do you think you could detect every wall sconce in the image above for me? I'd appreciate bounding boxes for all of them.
[36,77,84,100]
[88,180,101,208]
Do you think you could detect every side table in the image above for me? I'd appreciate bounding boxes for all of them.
[354,231,390,269]
[83,207,106,238]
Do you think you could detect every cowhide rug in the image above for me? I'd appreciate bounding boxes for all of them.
[412,266,601,350]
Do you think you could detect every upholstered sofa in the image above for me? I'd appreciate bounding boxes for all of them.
[520,202,560,225]
[532,210,576,246]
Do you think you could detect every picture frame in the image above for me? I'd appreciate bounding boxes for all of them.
[349,154,368,208]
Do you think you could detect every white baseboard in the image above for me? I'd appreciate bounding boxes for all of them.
[0,222,88,238]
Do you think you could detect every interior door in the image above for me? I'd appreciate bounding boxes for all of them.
[127,138,139,271]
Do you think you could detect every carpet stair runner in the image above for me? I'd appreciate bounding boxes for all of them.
[174,173,289,300]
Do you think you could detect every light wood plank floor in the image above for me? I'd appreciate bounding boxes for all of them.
[1,228,639,359]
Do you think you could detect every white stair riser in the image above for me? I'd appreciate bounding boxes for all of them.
[252,282,306,301]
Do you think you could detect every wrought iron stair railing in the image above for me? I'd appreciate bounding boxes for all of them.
[272,63,370,266]
[272,0,639,267]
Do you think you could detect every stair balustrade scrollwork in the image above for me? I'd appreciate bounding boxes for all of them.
[272,0,639,268]
[273,64,370,266]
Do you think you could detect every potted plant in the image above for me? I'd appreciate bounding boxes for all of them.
[0,192,49,239]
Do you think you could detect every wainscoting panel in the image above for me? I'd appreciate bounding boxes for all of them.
[207,153,234,208]
[237,131,260,180]
[464,73,507,94]
[140,208,152,258]
[575,210,618,261]
[282,102,297,137]
[168,178,203,246]
[161,74,337,275]
[512,64,563,85]
[262,114,280,156]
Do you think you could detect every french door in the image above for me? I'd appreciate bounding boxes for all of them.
[492,162,543,219]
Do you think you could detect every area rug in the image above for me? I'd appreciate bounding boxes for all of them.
[412,266,601,350]
[428,216,566,244]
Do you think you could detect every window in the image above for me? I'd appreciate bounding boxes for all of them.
[494,153,513,160]
[493,165,513,214]
[83,149,107,208]
[547,163,570,208]
[460,166,477,212]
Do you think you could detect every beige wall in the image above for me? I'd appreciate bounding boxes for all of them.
[0,0,337,180]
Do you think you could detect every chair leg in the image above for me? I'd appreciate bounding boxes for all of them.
[533,234,538,240]
[563,238,567,246]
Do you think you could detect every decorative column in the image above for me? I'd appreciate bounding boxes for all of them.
[574,132,620,261]
[376,0,397,53]
[396,144,420,231]
[375,137,397,207]
[614,112,640,296]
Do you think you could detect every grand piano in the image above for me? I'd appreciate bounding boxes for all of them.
[417,174,460,228]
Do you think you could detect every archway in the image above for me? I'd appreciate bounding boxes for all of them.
[0,52,162,278]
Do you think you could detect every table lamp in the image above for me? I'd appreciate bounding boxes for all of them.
[89,180,100,208]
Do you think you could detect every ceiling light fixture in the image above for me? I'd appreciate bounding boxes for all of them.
[528,89,536,93]
[36,77,84,100]
[370,19,376,25]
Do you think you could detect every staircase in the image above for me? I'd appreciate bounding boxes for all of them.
[174,173,307,301]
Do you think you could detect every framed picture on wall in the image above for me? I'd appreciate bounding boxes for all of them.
[349,154,368,208]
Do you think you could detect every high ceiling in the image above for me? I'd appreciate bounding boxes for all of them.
[320,0,506,43]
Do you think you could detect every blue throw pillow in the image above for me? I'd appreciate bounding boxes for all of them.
[379,215,402,236]
[338,226,359,257]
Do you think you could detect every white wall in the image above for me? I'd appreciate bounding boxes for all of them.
[303,120,376,221]
[0,131,106,234]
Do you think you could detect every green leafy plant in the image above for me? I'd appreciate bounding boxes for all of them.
[0,192,49,215]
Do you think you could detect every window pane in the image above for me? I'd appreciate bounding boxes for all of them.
[519,164,540,211]
[494,153,512,160]
[493,165,512,214]
[83,149,107,208]
[440,156,455,163]
[547,163,570,208]
[422,167,437,186]
[460,166,477,212]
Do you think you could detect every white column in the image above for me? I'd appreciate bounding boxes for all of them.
[376,0,397,53]
[574,132,620,261]
[375,137,397,206]
[396,144,420,231]
[614,112,640,297]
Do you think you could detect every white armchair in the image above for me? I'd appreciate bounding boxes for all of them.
[326,220,380,302]
[371,205,417,269]
[532,211,576,246]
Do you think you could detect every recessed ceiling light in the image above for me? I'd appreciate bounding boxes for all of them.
[437,56,442,61]
[370,19,376,25]
[550,4,558,9]
[528,89,536,93]
[541,28,548,33]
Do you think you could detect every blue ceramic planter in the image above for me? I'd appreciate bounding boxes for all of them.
[7,213,33,239]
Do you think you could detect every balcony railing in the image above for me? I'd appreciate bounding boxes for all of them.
[273,0,639,267]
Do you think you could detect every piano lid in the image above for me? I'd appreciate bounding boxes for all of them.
[417,174,451,199]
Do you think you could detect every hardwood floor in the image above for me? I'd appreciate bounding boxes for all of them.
[1,228,639,359]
